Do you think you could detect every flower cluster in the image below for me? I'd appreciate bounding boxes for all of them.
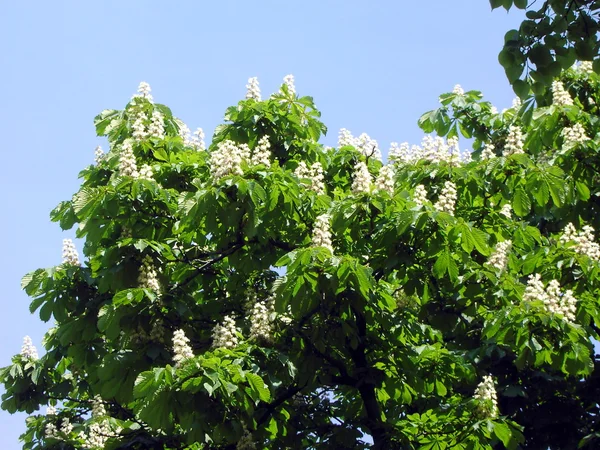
[295,161,325,194]
[413,185,428,208]
[20,336,38,360]
[94,146,104,164]
[473,375,499,419]
[249,300,274,342]
[283,74,296,95]
[560,223,600,260]
[552,80,574,106]
[177,120,206,150]
[191,128,206,150]
[512,97,522,109]
[562,123,589,147]
[312,214,333,253]
[337,129,382,160]
[62,238,80,266]
[80,421,121,449]
[148,110,165,139]
[452,84,465,95]
[351,162,373,194]
[578,61,594,73]
[500,203,512,219]
[209,140,250,180]
[250,136,272,167]
[523,274,577,322]
[503,125,524,156]
[172,329,194,366]
[45,422,58,439]
[118,139,139,178]
[212,315,239,349]
[374,165,395,195]
[389,136,471,165]
[60,418,73,434]
[246,77,261,101]
[132,81,153,103]
[138,255,160,292]
[91,395,106,418]
[487,240,512,272]
[480,143,496,160]
[138,164,154,181]
[131,113,148,141]
[434,181,457,215]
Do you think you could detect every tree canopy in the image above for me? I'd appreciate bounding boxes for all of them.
[3,14,600,450]
[494,0,600,98]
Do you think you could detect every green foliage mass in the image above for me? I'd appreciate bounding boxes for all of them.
[492,0,600,97]
[3,64,600,449]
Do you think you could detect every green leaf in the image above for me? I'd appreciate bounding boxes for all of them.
[246,373,270,402]
[513,188,531,217]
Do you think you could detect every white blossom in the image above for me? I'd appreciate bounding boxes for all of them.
[512,97,522,109]
[487,240,512,272]
[375,165,395,195]
[562,123,589,147]
[191,128,206,151]
[522,274,577,323]
[172,329,194,365]
[351,161,373,195]
[147,110,165,139]
[91,395,106,418]
[389,136,470,165]
[209,140,251,180]
[355,133,382,160]
[249,300,274,342]
[81,421,119,449]
[552,80,574,106]
[62,238,80,266]
[312,214,333,252]
[503,125,524,156]
[46,405,57,416]
[434,181,457,215]
[212,315,240,349]
[133,81,153,103]
[250,136,272,167]
[337,129,382,160]
[413,185,428,208]
[45,423,58,439]
[118,139,139,178]
[453,84,465,95]
[500,204,512,219]
[246,77,261,101]
[295,161,325,194]
[20,336,38,360]
[138,164,154,181]
[283,74,296,95]
[60,418,73,434]
[94,146,105,164]
[338,128,355,148]
[131,113,148,141]
[480,143,496,160]
[138,255,160,292]
[560,223,600,261]
[578,61,594,73]
[473,375,499,419]
[491,106,498,115]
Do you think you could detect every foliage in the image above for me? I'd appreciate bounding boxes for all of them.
[491,0,600,98]
[3,65,600,449]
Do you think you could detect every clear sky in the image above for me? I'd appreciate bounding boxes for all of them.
[0,1,524,447]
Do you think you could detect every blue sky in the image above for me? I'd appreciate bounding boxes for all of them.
[0,1,523,447]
